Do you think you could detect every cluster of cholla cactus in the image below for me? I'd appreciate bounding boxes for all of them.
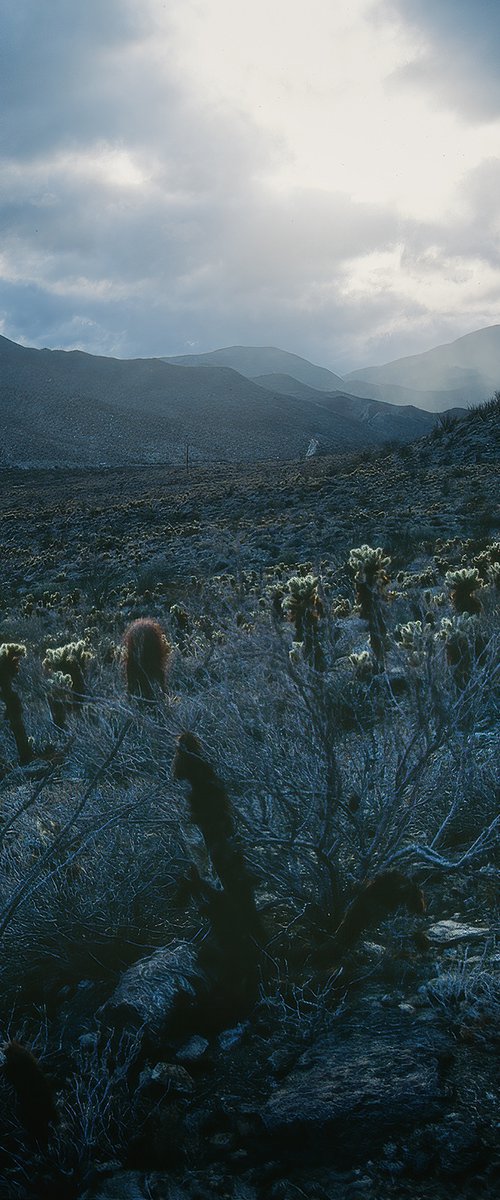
[472,541,500,585]
[445,567,483,615]
[0,643,35,765]
[348,649,375,681]
[43,640,95,729]
[437,614,483,688]
[283,574,324,668]
[394,619,435,667]
[169,604,190,654]
[43,640,94,698]
[348,544,391,666]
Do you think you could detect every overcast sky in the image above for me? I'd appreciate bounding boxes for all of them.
[1,0,500,372]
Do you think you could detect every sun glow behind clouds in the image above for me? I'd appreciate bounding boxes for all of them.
[170,0,500,219]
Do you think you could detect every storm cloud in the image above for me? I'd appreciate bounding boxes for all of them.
[1,0,500,370]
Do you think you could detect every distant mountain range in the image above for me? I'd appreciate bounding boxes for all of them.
[345,324,500,410]
[165,345,346,392]
[165,325,500,412]
[1,323,498,468]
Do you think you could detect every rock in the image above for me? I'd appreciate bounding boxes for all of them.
[217,1022,247,1051]
[176,1034,210,1064]
[268,1047,299,1078]
[78,1171,150,1199]
[427,920,489,944]
[98,941,208,1047]
[259,1029,445,1164]
[139,1061,195,1095]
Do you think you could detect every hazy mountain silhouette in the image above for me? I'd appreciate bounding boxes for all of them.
[0,335,451,468]
[164,345,346,391]
[345,324,500,409]
[166,331,499,412]
[251,374,461,440]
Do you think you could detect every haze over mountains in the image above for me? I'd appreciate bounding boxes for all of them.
[166,325,500,412]
[345,324,500,410]
[1,324,498,469]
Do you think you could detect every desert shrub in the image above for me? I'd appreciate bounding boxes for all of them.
[418,951,500,1045]
[0,562,497,1034]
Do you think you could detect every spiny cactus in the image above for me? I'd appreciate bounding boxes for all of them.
[487,561,500,590]
[169,604,190,653]
[437,614,483,687]
[124,619,171,699]
[43,639,94,700]
[473,541,500,582]
[445,567,483,615]
[394,620,434,666]
[173,732,262,944]
[45,670,73,730]
[283,574,324,668]
[348,544,390,594]
[0,643,34,765]
[348,649,375,681]
[348,545,391,665]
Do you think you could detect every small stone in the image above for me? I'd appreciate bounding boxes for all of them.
[218,1023,247,1051]
[140,1061,194,1094]
[398,1003,416,1015]
[176,1034,210,1064]
[427,920,489,944]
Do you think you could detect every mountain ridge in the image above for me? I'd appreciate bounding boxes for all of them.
[0,334,451,469]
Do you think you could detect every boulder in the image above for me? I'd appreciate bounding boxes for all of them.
[259,1028,446,1164]
[98,941,208,1047]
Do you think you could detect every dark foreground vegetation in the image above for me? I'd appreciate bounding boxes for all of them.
[0,400,498,1199]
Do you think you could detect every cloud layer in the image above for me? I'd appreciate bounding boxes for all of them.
[1,0,500,371]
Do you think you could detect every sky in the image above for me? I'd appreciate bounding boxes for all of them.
[1,0,500,373]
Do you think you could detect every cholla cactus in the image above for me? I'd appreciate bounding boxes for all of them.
[394,620,434,666]
[487,561,500,590]
[0,643,33,765]
[445,568,482,615]
[43,640,94,699]
[348,545,390,595]
[348,545,391,665]
[170,604,189,630]
[289,641,304,664]
[169,604,190,654]
[46,670,73,730]
[348,649,375,681]
[0,643,27,682]
[283,575,324,668]
[437,614,481,687]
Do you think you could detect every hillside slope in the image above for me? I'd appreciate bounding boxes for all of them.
[0,335,447,468]
[253,373,462,440]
